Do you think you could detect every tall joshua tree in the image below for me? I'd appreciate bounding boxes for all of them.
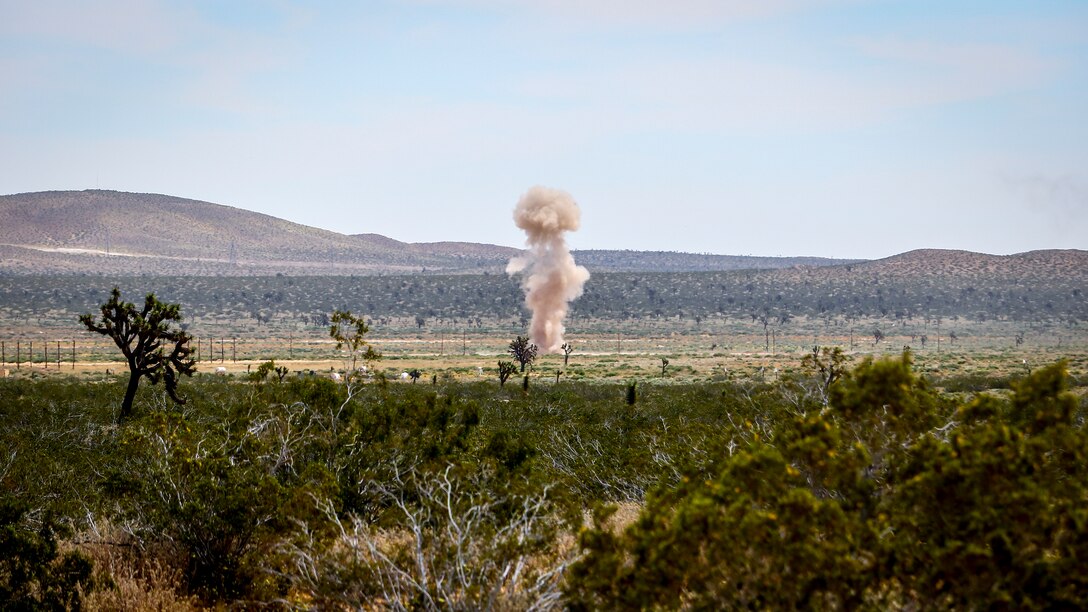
[509,336,538,372]
[80,287,196,421]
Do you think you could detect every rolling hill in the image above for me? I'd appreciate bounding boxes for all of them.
[0,190,859,275]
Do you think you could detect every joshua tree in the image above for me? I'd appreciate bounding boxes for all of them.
[498,361,517,387]
[80,287,195,421]
[561,342,574,367]
[660,357,670,376]
[254,360,277,381]
[329,309,380,372]
[408,369,422,383]
[509,336,538,372]
[873,329,885,345]
[801,345,847,396]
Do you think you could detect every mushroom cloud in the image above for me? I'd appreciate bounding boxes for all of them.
[506,186,590,353]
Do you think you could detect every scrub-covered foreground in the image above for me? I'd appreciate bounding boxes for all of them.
[1,354,1086,609]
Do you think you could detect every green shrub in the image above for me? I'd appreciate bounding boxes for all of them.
[565,356,1088,609]
[0,497,95,610]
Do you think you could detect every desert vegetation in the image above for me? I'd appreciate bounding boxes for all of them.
[1,263,1086,609]
[3,348,1088,608]
[1,263,1085,346]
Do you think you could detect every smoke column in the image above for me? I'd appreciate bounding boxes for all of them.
[506,186,590,353]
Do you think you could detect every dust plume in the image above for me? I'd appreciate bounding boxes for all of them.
[506,186,590,353]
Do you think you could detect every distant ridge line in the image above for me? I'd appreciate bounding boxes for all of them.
[2,189,1080,277]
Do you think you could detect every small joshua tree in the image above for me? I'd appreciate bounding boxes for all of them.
[80,287,195,421]
[329,309,381,373]
[801,345,848,396]
[561,342,574,367]
[660,357,670,377]
[498,361,518,388]
[254,360,277,381]
[509,336,538,373]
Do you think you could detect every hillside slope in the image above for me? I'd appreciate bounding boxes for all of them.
[828,248,1088,281]
[0,190,862,275]
[0,190,456,273]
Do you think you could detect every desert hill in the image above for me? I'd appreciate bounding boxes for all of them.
[0,190,858,275]
[0,190,455,274]
[839,248,1088,282]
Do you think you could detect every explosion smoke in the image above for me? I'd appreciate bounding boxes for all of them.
[506,186,590,353]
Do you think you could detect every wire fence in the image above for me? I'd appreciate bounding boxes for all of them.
[0,336,343,370]
[0,325,1052,374]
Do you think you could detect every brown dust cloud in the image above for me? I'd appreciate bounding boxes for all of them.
[506,186,590,353]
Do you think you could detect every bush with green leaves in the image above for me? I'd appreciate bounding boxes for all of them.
[566,355,1088,610]
[2,356,1086,608]
[0,497,95,610]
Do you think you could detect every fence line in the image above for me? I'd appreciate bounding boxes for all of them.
[0,335,347,370]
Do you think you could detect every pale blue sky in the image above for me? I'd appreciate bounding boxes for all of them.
[1,0,1085,258]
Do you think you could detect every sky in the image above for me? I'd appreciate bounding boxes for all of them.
[1,0,1086,259]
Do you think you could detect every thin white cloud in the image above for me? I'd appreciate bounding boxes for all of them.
[0,0,197,54]
[408,0,843,28]
[850,37,1054,103]
[506,35,1058,135]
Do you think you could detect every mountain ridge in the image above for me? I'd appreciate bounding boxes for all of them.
[2,189,1080,278]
